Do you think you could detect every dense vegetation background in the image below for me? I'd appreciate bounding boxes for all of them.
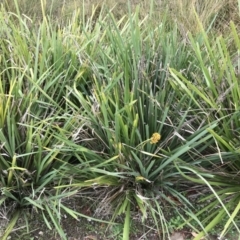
[0,0,240,239]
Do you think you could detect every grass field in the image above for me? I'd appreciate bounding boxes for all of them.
[0,0,240,239]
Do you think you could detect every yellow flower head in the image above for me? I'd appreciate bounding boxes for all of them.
[150,133,161,144]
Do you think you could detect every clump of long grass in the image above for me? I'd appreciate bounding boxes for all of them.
[1,0,240,240]
[170,18,240,239]
[0,3,102,239]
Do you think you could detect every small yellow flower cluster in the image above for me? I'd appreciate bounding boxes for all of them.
[150,133,161,144]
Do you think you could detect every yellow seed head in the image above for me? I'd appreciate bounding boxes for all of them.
[150,133,161,144]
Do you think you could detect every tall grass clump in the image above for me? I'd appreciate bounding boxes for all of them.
[1,0,240,240]
[169,19,240,239]
[60,4,222,240]
[0,3,106,239]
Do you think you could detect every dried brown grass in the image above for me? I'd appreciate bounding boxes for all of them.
[1,0,239,34]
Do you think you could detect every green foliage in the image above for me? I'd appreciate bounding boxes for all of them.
[169,20,240,239]
[0,3,102,239]
[1,0,240,239]
[63,5,220,239]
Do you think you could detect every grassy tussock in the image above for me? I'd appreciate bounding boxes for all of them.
[0,1,240,240]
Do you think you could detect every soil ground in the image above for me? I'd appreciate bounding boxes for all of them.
[1,196,239,240]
